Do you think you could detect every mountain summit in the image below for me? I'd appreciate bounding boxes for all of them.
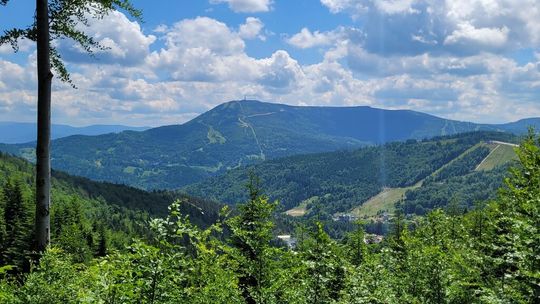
[1,100,538,189]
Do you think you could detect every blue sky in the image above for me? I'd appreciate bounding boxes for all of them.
[1,0,539,127]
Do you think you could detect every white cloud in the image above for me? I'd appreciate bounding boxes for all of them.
[58,10,156,65]
[238,17,265,40]
[163,17,245,55]
[147,17,258,82]
[257,50,304,92]
[287,28,340,49]
[0,38,34,54]
[374,0,418,15]
[320,0,368,15]
[210,0,272,13]
[444,23,509,50]
[320,0,540,55]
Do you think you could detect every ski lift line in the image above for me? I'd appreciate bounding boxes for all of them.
[475,144,501,171]
[237,101,265,159]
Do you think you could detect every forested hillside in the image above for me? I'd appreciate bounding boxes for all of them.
[0,153,222,273]
[1,100,536,189]
[0,132,537,303]
[184,132,519,217]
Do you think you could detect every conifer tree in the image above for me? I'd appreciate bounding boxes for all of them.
[345,220,367,267]
[228,174,277,304]
[1,180,32,270]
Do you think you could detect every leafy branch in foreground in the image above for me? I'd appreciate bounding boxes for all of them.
[1,0,140,83]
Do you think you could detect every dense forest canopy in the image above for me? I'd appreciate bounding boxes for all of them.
[185,131,519,216]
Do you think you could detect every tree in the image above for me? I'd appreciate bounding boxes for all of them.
[302,222,346,303]
[0,0,140,252]
[1,180,32,271]
[345,220,368,267]
[483,130,540,300]
[227,174,278,303]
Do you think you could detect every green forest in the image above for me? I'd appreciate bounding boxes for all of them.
[184,132,517,216]
[0,132,538,303]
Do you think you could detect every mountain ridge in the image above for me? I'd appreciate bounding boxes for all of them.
[0,99,537,189]
[0,121,149,144]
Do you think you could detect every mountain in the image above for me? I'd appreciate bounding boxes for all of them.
[492,118,540,134]
[183,132,519,217]
[0,100,535,189]
[0,122,149,144]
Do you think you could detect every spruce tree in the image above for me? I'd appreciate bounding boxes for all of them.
[1,180,32,271]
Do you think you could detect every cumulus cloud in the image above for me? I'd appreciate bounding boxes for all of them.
[58,10,156,65]
[147,17,257,82]
[238,17,265,40]
[0,38,34,54]
[162,17,245,55]
[210,0,272,13]
[320,0,368,15]
[287,28,340,49]
[374,0,419,15]
[444,23,509,51]
[257,50,304,92]
[320,0,540,56]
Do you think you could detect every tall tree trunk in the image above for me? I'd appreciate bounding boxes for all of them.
[35,0,52,252]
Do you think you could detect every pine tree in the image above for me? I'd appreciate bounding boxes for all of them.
[1,180,32,271]
[228,174,277,304]
[345,220,367,266]
[1,0,141,253]
[96,224,107,257]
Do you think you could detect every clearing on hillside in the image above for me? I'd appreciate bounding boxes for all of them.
[284,196,323,217]
[351,187,405,218]
[475,142,517,171]
[349,140,517,219]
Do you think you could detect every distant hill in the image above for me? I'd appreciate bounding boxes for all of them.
[183,132,519,217]
[0,122,149,144]
[0,100,536,189]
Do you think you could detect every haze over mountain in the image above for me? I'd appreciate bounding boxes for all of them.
[0,100,537,189]
[0,122,149,144]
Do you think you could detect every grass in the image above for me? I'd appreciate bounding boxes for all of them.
[476,143,517,171]
[284,196,322,217]
[350,184,420,218]
[207,126,226,144]
[285,201,308,217]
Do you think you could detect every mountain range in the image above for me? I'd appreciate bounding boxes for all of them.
[0,100,537,189]
[0,122,149,144]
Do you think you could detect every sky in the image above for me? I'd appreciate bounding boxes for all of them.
[0,0,539,127]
